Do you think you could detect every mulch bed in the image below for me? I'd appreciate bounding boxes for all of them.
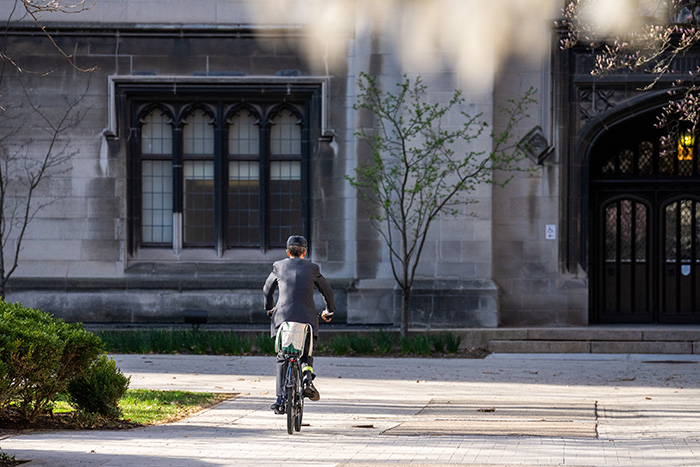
[0,408,141,437]
[0,458,26,467]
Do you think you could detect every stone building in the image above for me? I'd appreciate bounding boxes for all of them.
[0,0,697,327]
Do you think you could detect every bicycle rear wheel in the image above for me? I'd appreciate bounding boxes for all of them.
[286,362,297,434]
[294,370,304,432]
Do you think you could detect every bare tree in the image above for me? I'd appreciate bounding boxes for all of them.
[2,0,96,73]
[0,80,89,299]
[0,0,95,298]
[348,72,537,336]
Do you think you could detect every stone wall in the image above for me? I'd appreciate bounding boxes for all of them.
[0,1,583,328]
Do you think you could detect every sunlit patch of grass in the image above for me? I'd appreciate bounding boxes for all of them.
[52,390,235,425]
[120,389,234,424]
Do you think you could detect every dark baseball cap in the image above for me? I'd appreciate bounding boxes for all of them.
[286,235,308,248]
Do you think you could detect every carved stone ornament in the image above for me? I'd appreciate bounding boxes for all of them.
[518,126,553,165]
[579,87,619,122]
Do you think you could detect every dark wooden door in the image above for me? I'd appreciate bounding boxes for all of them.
[589,115,700,323]
[660,198,700,322]
[593,195,654,323]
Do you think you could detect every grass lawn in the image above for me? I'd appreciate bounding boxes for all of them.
[119,389,235,424]
[51,389,235,426]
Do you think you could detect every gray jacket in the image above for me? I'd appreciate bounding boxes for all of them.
[263,257,336,337]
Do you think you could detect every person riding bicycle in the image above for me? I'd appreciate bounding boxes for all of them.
[263,235,335,414]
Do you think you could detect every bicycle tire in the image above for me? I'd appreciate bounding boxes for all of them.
[286,361,296,435]
[294,367,304,432]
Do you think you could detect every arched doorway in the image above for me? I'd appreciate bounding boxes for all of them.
[590,112,700,323]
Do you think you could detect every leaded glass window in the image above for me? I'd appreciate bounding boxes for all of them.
[594,138,700,178]
[142,160,173,244]
[133,94,312,253]
[141,110,174,244]
[269,109,302,246]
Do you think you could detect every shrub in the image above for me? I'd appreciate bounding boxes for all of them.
[430,334,446,354]
[67,355,130,419]
[444,332,462,353]
[399,336,412,355]
[400,334,432,356]
[209,332,252,355]
[182,329,208,354]
[329,336,350,355]
[98,330,151,354]
[0,301,104,421]
[255,333,275,355]
[372,330,396,355]
[149,329,180,353]
[348,335,375,355]
[0,449,16,464]
[0,356,10,410]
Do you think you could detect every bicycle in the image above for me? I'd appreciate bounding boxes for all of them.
[282,352,304,434]
[275,321,312,434]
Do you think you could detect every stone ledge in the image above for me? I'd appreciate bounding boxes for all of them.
[527,329,643,342]
[489,340,591,354]
[6,275,352,291]
[488,337,700,354]
[591,341,693,354]
[642,329,700,341]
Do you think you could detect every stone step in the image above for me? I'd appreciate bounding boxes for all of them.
[489,339,700,354]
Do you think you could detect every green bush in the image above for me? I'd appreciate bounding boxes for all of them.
[148,329,179,353]
[399,336,411,355]
[0,355,9,410]
[372,330,396,355]
[100,329,264,355]
[348,335,375,355]
[444,332,462,353]
[67,355,130,419]
[400,334,432,356]
[430,334,447,354]
[329,336,350,355]
[0,301,104,421]
[255,333,276,355]
[182,329,208,354]
[209,332,252,355]
[98,330,151,354]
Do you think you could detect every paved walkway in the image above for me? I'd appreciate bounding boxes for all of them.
[3,353,700,466]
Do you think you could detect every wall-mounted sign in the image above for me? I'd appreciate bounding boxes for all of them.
[546,224,556,240]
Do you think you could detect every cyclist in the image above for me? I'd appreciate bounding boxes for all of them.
[263,235,335,414]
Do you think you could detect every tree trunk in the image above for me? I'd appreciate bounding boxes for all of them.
[400,288,410,337]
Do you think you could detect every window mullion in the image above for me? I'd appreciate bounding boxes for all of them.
[301,109,310,246]
[260,122,269,253]
[129,123,141,255]
[173,124,184,254]
[214,102,224,257]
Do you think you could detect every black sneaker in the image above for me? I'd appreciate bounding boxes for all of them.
[270,396,285,414]
[303,376,320,401]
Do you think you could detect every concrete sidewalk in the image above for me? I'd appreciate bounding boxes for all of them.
[3,353,700,466]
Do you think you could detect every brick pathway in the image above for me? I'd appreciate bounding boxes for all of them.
[2,353,700,466]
